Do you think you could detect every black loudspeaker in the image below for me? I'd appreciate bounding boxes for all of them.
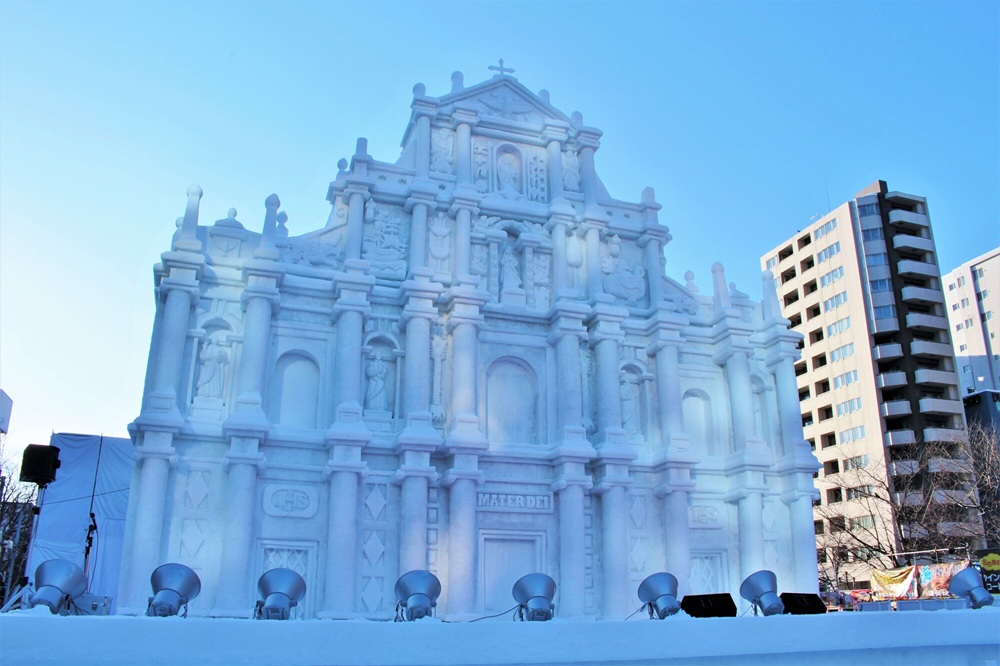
[20,445,61,487]
[680,593,737,618]
[780,592,827,615]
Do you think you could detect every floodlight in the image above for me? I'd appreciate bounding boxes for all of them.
[637,572,680,619]
[147,563,201,617]
[29,559,87,615]
[255,568,306,620]
[394,570,441,621]
[948,568,995,609]
[512,573,556,621]
[739,570,784,616]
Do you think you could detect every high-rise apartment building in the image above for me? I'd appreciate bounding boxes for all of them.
[943,247,1000,396]
[761,180,977,591]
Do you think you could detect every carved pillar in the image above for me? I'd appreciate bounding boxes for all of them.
[553,468,591,617]
[545,213,573,298]
[451,200,478,278]
[541,123,568,202]
[414,111,432,180]
[122,436,175,610]
[592,472,631,618]
[396,269,442,573]
[725,349,757,450]
[215,449,265,611]
[320,261,374,618]
[579,145,598,206]
[149,284,195,413]
[639,235,665,306]
[581,223,604,301]
[516,233,542,308]
[405,193,435,275]
[345,186,369,262]
[454,110,477,186]
[441,279,487,618]
[738,490,766,577]
[549,303,591,440]
[587,302,630,451]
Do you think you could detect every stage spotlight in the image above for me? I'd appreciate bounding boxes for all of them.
[255,568,306,620]
[638,572,680,619]
[29,559,87,615]
[394,570,441,621]
[147,563,201,617]
[512,573,556,621]
[948,567,995,609]
[739,570,784,616]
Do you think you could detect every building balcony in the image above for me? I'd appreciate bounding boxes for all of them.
[918,397,964,416]
[873,343,903,361]
[889,460,919,476]
[931,489,974,506]
[893,234,935,254]
[877,371,908,389]
[937,521,983,537]
[923,427,967,443]
[897,259,939,278]
[873,317,900,334]
[910,340,953,358]
[900,285,943,305]
[894,491,924,507]
[888,209,930,229]
[881,400,913,417]
[905,312,949,331]
[884,429,917,446]
[914,368,958,386]
[928,457,969,474]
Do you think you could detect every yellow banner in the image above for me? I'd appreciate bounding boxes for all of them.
[871,565,917,599]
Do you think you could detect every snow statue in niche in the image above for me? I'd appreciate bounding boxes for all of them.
[121,65,820,624]
[195,340,229,399]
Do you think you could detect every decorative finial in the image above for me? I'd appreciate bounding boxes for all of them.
[539,89,550,104]
[488,59,515,76]
[451,71,464,92]
[355,137,368,156]
[684,270,699,293]
[174,184,204,251]
[265,194,280,209]
[571,111,583,126]
[228,208,237,219]
[187,184,203,199]
[337,158,348,173]
[712,263,732,311]
[413,82,426,97]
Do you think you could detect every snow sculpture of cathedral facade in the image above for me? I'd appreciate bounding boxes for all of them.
[119,69,820,618]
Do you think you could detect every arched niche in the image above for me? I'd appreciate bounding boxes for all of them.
[268,352,320,429]
[486,357,538,445]
[363,336,400,417]
[191,319,234,404]
[619,363,647,439]
[494,144,523,199]
[682,388,716,457]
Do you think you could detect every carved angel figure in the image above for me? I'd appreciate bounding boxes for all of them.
[430,130,455,173]
[562,151,581,192]
[500,247,521,289]
[195,340,229,399]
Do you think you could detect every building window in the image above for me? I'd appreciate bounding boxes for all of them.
[965,318,974,328]
[838,425,866,443]
[952,303,960,311]
[849,515,875,530]
[766,256,778,270]
[975,268,985,279]
[873,305,897,319]
[956,323,964,331]
[844,454,869,471]
[978,289,990,300]
[961,297,970,307]
[861,227,884,241]
[817,242,842,264]
[958,276,967,287]
[827,488,843,504]
[833,370,859,390]
[847,486,874,501]
[870,278,892,293]
[948,283,956,291]
[814,520,824,535]
[821,266,845,287]
[983,311,994,322]
[858,203,879,217]
[830,343,856,363]
[866,253,889,266]
[814,218,838,240]
[826,317,852,338]
[959,344,968,352]
[963,365,972,373]
[824,292,849,312]
[830,517,846,533]
[836,397,862,416]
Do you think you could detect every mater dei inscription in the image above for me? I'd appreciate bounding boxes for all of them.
[477,492,553,512]
[121,64,820,621]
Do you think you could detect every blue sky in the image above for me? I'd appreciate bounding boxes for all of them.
[1,1,997,464]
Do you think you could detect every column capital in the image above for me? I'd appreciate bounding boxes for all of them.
[223,451,267,471]
[134,443,177,465]
[404,191,438,212]
[551,474,593,493]
[449,198,480,218]
[343,183,371,200]
[545,210,575,231]
[451,107,479,128]
[515,231,544,252]
[156,278,200,303]
[636,226,670,247]
[411,98,437,118]
[579,214,610,234]
[712,340,753,366]
[547,302,591,343]
[325,402,373,448]
[441,468,485,486]
[575,128,602,150]
[322,460,369,478]
[540,121,571,145]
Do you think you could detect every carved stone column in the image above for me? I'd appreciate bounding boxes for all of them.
[396,268,443,573]
[405,192,436,275]
[344,185,370,262]
[121,434,175,611]
[450,199,478,279]
[545,211,574,298]
[320,260,374,618]
[214,449,266,612]
[576,128,602,207]
[541,122,569,202]
[441,278,487,618]
[412,96,434,180]
[552,467,591,617]
[453,109,477,186]
[582,222,604,301]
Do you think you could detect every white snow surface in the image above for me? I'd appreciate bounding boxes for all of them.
[2,607,999,665]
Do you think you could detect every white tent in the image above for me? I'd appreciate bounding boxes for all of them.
[25,433,133,612]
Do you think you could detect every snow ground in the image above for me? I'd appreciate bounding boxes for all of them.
[2,605,998,665]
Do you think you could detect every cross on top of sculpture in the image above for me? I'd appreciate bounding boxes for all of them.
[488,58,515,76]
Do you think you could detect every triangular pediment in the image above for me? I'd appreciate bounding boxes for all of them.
[439,76,572,126]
